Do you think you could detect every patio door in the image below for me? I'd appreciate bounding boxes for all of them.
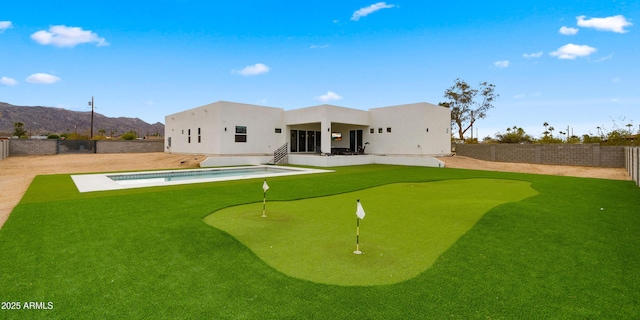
[349,130,363,152]
[298,130,306,152]
[291,130,322,153]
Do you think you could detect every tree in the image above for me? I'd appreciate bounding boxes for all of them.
[495,126,533,143]
[538,123,562,143]
[440,78,498,141]
[13,122,27,138]
[121,130,137,140]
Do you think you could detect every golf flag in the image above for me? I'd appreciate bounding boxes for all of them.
[262,180,269,192]
[356,199,366,219]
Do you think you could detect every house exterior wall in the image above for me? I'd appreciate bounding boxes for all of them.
[165,101,285,155]
[367,103,451,155]
[165,101,451,157]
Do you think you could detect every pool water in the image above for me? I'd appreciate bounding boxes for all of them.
[108,166,293,183]
[71,165,332,192]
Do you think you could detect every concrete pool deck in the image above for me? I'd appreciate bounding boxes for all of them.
[71,165,333,193]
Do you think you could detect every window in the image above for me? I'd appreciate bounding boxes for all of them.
[387,127,392,133]
[370,128,374,134]
[275,128,282,133]
[198,128,201,143]
[235,126,247,143]
[188,128,191,143]
[378,128,383,133]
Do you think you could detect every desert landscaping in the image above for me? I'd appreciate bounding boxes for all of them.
[0,153,631,229]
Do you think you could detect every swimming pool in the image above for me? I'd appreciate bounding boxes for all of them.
[71,165,332,192]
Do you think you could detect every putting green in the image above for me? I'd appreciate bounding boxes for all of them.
[204,179,537,286]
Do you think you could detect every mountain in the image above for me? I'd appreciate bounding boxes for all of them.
[0,102,164,137]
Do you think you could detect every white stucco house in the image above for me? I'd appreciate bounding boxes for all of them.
[165,101,451,167]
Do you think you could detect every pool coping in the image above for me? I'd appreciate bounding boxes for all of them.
[71,165,333,193]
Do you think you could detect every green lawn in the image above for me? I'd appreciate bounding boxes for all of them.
[207,179,537,286]
[1,164,639,319]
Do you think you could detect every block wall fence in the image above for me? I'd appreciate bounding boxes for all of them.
[626,147,640,187]
[455,143,625,168]
[3,139,164,157]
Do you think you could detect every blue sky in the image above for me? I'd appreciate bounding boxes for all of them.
[1,1,638,139]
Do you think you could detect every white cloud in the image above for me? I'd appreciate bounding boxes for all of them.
[0,21,12,33]
[351,2,395,21]
[595,53,614,62]
[31,25,109,47]
[576,15,632,33]
[1,76,18,86]
[316,91,342,102]
[493,60,510,68]
[523,51,543,58]
[550,43,596,59]
[26,73,61,84]
[310,44,329,49]
[233,63,270,76]
[612,77,620,83]
[513,94,525,99]
[559,26,579,35]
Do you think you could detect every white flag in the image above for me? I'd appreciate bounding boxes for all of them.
[356,200,366,219]
[262,180,269,192]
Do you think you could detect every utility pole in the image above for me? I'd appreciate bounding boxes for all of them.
[88,96,95,139]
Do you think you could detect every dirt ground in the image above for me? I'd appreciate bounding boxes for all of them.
[0,153,631,229]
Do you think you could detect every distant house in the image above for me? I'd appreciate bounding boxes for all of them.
[165,101,451,167]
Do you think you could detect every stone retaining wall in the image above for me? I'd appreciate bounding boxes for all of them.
[94,140,164,153]
[455,143,625,168]
[5,139,164,156]
[9,139,58,156]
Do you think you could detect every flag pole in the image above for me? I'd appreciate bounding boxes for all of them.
[262,190,266,218]
[262,179,268,218]
[354,217,362,254]
[354,199,364,254]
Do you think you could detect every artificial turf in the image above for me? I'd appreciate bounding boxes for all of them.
[0,164,639,319]
[206,179,537,286]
